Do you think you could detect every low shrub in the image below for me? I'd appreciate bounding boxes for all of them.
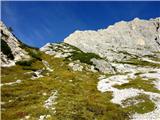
[16,60,34,66]
[28,50,42,61]
[22,67,38,71]
[69,51,101,65]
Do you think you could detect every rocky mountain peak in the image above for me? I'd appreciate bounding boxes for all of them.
[64,18,160,61]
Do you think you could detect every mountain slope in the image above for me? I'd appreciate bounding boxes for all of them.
[0,21,30,67]
[1,18,160,120]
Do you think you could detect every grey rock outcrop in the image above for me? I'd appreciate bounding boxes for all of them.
[40,43,73,58]
[64,18,160,62]
[91,58,115,74]
[68,62,83,71]
[1,21,30,67]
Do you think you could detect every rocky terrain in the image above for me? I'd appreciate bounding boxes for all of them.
[1,18,160,120]
[64,17,160,62]
[1,21,30,67]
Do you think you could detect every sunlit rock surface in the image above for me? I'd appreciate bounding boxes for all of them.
[64,18,160,61]
[0,21,30,67]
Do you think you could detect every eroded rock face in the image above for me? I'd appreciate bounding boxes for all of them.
[91,58,115,74]
[1,21,30,67]
[64,18,160,61]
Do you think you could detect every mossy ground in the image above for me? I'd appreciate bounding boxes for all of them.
[1,52,159,120]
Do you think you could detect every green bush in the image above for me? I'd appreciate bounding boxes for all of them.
[16,60,33,66]
[28,50,42,61]
[22,67,38,71]
[14,35,41,60]
[1,39,14,60]
[69,51,101,65]
[64,43,102,65]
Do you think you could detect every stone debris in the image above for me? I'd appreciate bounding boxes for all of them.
[97,62,160,120]
[44,90,58,113]
[42,60,53,72]
[90,65,97,73]
[68,62,83,71]
[20,115,30,120]
[31,70,44,80]
[1,79,22,86]
[40,43,73,58]
[39,115,51,120]
[42,93,47,96]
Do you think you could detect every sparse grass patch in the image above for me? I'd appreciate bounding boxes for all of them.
[119,58,160,68]
[27,49,42,61]
[1,66,32,83]
[122,94,155,114]
[114,77,160,93]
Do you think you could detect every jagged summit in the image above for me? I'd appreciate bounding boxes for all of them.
[64,17,160,61]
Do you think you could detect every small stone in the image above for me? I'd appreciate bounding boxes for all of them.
[46,115,51,118]
[43,93,47,96]
[25,115,30,119]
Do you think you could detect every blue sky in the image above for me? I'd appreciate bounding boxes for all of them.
[1,1,160,48]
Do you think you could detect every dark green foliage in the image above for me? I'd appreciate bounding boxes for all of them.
[18,40,42,61]
[64,43,102,65]
[64,43,82,52]
[28,49,42,61]
[16,60,34,66]
[70,51,101,65]
[22,67,38,71]
[1,39,14,60]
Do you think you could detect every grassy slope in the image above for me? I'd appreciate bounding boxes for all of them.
[2,50,160,120]
[1,53,129,120]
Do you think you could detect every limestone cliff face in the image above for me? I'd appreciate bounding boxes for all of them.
[64,18,160,61]
[0,21,30,67]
